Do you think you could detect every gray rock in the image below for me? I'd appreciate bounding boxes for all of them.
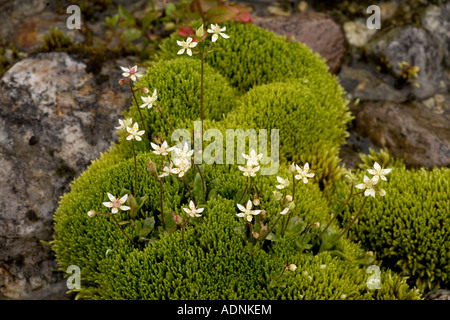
[0,52,133,299]
[421,3,450,68]
[354,100,450,168]
[366,25,445,100]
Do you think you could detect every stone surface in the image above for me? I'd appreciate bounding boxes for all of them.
[353,100,450,168]
[365,25,445,100]
[421,3,450,68]
[252,12,346,73]
[0,52,133,299]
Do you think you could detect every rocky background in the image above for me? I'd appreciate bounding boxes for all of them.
[0,0,448,300]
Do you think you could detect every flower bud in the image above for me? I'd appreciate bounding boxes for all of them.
[142,87,149,94]
[260,209,266,217]
[311,222,320,229]
[173,214,182,225]
[285,195,293,202]
[289,162,296,173]
[147,158,157,177]
[287,264,297,272]
[252,232,259,239]
[253,198,260,206]
[118,78,127,85]
[87,210,96,217]
[366,251,374,257]
[273,191,282,201]
[196,24,205,39]
[288,201,296,210]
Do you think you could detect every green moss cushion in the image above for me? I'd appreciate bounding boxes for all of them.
[333,165,450,291]
[159,20,330,92]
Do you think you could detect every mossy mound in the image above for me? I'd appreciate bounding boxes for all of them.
[159,20,330,92]
[332,163,450,292]
[53,155,420,299]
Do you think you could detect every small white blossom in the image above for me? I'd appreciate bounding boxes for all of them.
[115,118,133,130]
[102,193,131,214]
[120,65,143,82]
[172,142,194,161]
[140,89,157,109]
[276,176,289,189]
[280,207,289,215]
[177,37,197,56]
[207,23,230,42]
[183,200,204,218]
[236,200,261,222]
[238,164,260,177]
[294,162,315,183]
[355,175,379,198]
[242,149,263,167]
[367,162,392,181]
[159,162,173,178]
[151,140,174,156]
[171,157,191,178]
[126,122,145,141]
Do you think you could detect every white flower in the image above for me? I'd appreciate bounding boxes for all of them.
[115,118,133,130]
[151,140,174,156]
[273,190,282,201]
[159,162,173,178]
[236,200,261,222]
[294,162,315,183]
[238,164,260,177]
[183,200,204,218]
[276,176,289,189]
[355,175,379,198]
[126,122,145,141]
[120,65,143,82]
[171,157,191,177]
[207,23,230,42]
[280,207,289,215]
[242,149,263,167]
[140,89,157,109]
[102,193,131,214]
[172,142,194,161]
[367,162,392,181]
[177,37,197,56]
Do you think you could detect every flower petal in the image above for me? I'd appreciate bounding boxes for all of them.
[252,210,261,216]
[103,201,113,208]
[111,207,118,214]
[187,48,192,56]
[246,200,252,210]
[237,203,245,212]
[119,194,128,204]
[177,48,185,55]
[211,34,218,42]
[107,193,116,202]
[120,205,131,211]
[374,162,381,171]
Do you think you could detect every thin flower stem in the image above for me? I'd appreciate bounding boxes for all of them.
[159,178,165,230]
[132,139,138,196]
[156,105,176,132]
[97,212,133,242]
[200,51,204,143]
[129,81,146,132]
[281,177,297,235]
[181,217,190,249]
[332,196,368,246]
[182,175,195,203]
[239,176,249,203]
[258,213,283,243]
[194,164,206,200]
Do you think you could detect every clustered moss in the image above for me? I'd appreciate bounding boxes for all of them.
[51,21,433,300]
[332,163,450,292]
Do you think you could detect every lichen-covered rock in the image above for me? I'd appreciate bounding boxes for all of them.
[366,25,444,99]
[0,52,133,299]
